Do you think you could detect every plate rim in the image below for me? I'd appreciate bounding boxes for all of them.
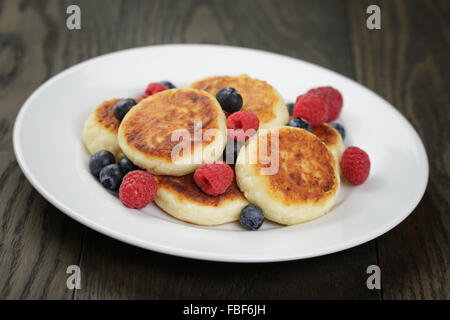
[12,44,429,262]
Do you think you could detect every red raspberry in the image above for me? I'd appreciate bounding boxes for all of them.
[307,86,343,122]
[293,94,329,126]
[194,162,234,196]
[340,147,371,185]
[226,111,259,141]
[141,82,168,99]
[119,171,158,209]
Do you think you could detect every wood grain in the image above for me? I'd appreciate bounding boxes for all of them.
[347,0,449,299]
[0,0,447,299]
[0,153,84,299]
[76,230,378,299]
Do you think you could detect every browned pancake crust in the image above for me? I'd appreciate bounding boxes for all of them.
[156,174,245,206]
[190,75,277,123]
[121,89,221,160]
[94,98,122,132]
[312,124,339,147]
[256,128,337,205]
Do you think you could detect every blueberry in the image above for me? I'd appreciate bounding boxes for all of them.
[287,117,313,133]
[329,123,346,140]
[99,164,124,191]
[113,98,137,121]
[222,139,244,164]
[119,157,141,174]
[286,102,294,116]
[89,150,115,177]
[240,204,264,231]
[160,80,176,89]
[216,87,243,113]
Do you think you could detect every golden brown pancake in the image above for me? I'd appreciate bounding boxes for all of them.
[94,99,122,132]
[312,123,344,171]
[188,74,289,129]
[157,174,244,206]
[82,98,124,158]
[118,89,227,176]
[235,126,339,225]
[155,173,249,226]
[312,124,339,148]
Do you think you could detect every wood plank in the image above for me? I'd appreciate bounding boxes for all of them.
[0,0,87,299]
[73,0,380,299]
[77,230,378,299]
[0,153,84,299]
[347,0,449,299]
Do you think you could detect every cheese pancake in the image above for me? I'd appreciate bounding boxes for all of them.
[235,126,339,225]
[188,74,289,129]
[82,98,124,158]
[118,89,227,176]
[312,123,344,169]
[155,174,248,226]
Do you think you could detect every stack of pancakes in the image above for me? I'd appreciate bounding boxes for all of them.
[82,75,343,226]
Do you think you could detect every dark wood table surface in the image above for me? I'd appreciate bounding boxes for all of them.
[0,0,448,300]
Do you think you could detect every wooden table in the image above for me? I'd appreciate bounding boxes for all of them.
[0,0,448,300]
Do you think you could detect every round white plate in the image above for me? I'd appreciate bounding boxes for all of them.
[13,44,428,262]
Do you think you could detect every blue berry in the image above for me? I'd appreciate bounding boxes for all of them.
[119,157,141,174]
[113,98,137,121]
[216,87,243,113]
[89,150,115,177]
[240,204,264,231]
[99,164,124,191]
[329,123,346,140]
[222,139,244,164]
[287,117,313,133]
[160,80,176,89]
[286,102,294,116]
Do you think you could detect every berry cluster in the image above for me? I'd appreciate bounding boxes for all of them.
[89,150,157,209]
[198,88,265,229]
[292,86,343,126]
[286,86,370,185]
[193,162,265,231]
[112,81,177,122]
[307,86,343,122]
[215,87,259,142]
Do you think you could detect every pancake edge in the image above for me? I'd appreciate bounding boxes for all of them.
[82,110,122,158]
[154,184,249,226]
[187,75,289,129]
[235,127,340,225]
[118,89,227,176]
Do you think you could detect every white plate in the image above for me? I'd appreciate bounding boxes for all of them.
[13,44,428,262]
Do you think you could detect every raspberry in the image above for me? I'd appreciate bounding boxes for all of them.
[119,170,158,209]
[226,111,259,141]
[293,94,329,126]
[194,162,234,196]
[307,86,343,122]
[141,82,168,99]
[340,146,370,185]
